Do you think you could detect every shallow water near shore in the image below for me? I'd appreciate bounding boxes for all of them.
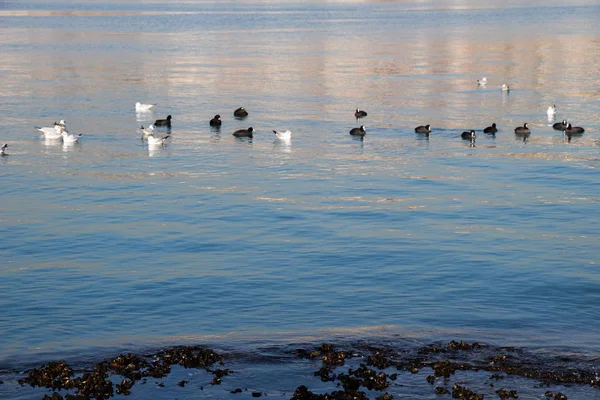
[1,0,600,399]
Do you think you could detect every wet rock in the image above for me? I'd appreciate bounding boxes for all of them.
[72,363,113,400]
[147,360,171,378]
[177,380,188,387]
[447,341,482,351]
[496,388,518,399]
[42,393,64,400]
[108,353,147,380]
[345,364,391,390]
[314,366,336,382]
[432,360,473,378]
[452,383,484,400]
[231,388,243,394]
[435,386,450,395]
[376,393,393,400]
[116,378,134,395]
[426,375,436,384]
[252,391,263,397]
[18,360,75,390]
[157,346,222,369]
[292,385,324,400]
[210,369,230,385]
[545,392,568,400]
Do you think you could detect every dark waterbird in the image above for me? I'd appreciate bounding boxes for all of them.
[553,120,567,131]
[209,115,222,127]
[483,123,497,134]
[234,107,248,118]
[154,115,172,127]
[565,123,584,135]
[354,109,367,119]
[415,124,431,135]
[233,127,253,138]
[349,126,366,136]
[564,123,585,142]
[514,123,530,135]
[461,130,476,140]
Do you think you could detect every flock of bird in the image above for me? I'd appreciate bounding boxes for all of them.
[0,81,588,159]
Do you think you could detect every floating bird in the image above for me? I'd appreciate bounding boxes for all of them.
[35,121,66,140]
[349,126,366,136]
[233,127,253,138]
[0,143,7,156]
[565,123,585,135]
[273,130,292,140]
[514,123,530,135]
[135,102,156,112]
[501,84,510,92]
[62,131,82,144]
[461,130,476,140]
[234,107,248,118]
[354,109,368,119]
[477,77,487,86]
[553,120,567,131]
[209,115,222,127]
[547,105,556,117]
[147,134,170,145]
[564,124,585,142]
[415,124,431,135]
[140,125,155,139]
[483,123,498,134]
[154,115,172,127]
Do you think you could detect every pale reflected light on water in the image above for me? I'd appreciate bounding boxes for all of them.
[0,0,599,384]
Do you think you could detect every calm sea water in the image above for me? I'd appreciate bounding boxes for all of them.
[1,0,599,384]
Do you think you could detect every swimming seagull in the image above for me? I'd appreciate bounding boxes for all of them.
[273,130,292,140]
[147,134,170,145]
[35,121,66,140]
[62,131,82,144]
[349,126,366,136]
[0,144,7,156]
[140,125,155,138]
[547,105,556,117]
[501,84,510,92]
[135,102,157,112]
[477,77,487,86]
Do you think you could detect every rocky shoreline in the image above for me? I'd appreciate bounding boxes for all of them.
[8,340,600,400]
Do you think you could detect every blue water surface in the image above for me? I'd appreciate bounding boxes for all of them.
[0,0,599,369]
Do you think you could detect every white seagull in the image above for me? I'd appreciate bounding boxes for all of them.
[501,84,510,92]
[35,121,66,140]
[147,134,170,145]
[273,130,292,141]
[477,77,487,86]
[135,102,157,112]
[140,124,155,139]
[0,143,8,156]
[547,105,556,117]
[62,131,82,144]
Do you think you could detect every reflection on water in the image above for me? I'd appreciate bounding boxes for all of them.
[0,0,599,377]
